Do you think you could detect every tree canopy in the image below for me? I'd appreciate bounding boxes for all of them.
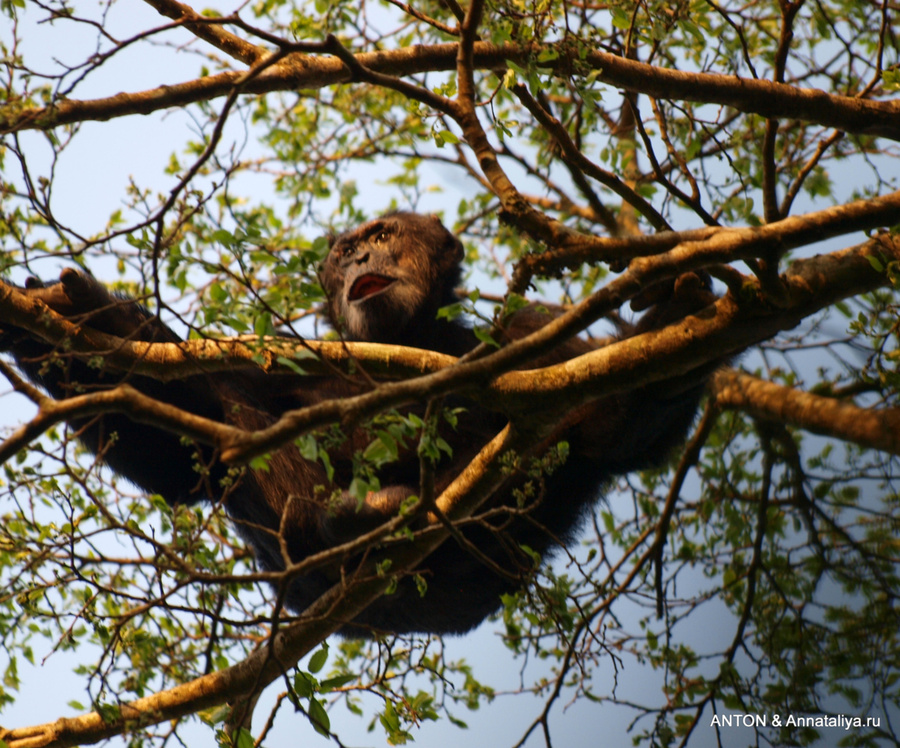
[1,0,900,746]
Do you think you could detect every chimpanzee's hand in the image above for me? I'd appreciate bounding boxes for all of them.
[0,269,116,350]
[630,271,716,332]
[0,269,173,350]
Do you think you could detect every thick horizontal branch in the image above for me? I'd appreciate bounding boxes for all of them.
[501,234,900,406]
[510,188,900,283]
[581,49,900,140]
[2,189,898,380]
[0,278,457,381]
[3,41,900,140]
[211,231,900,461]
[711,369,900,455]
[2,233,898,465]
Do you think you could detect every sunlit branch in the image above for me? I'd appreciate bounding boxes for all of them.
[2,233,898,466]
[0,424,532,748]
[712,369,900,455]
[4,42,900,140]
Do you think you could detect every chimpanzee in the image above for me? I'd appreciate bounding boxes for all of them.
[0,212,714,636]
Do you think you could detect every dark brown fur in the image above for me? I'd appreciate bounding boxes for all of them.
[0,213,713,636]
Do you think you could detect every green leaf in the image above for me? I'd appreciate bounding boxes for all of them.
[308,643,329,673]
[866,254,885,272]
[235,728,255,748]
[319,673,357,692]
[308,696,331,736]
[209,282,228,303]
[473,326,500,347]
[293,671,316,699]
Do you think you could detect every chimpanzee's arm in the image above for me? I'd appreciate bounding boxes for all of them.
[0,270,228,504]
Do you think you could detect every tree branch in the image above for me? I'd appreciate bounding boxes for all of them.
[141,0,267,65]
[0,424,536,748]
[4,42,900,140]
[3,233,899,465]
[711,368,900,455]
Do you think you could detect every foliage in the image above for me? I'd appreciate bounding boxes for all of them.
[0,0,900,746]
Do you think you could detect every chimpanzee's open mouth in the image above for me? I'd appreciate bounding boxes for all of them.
[348,274,396,302]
